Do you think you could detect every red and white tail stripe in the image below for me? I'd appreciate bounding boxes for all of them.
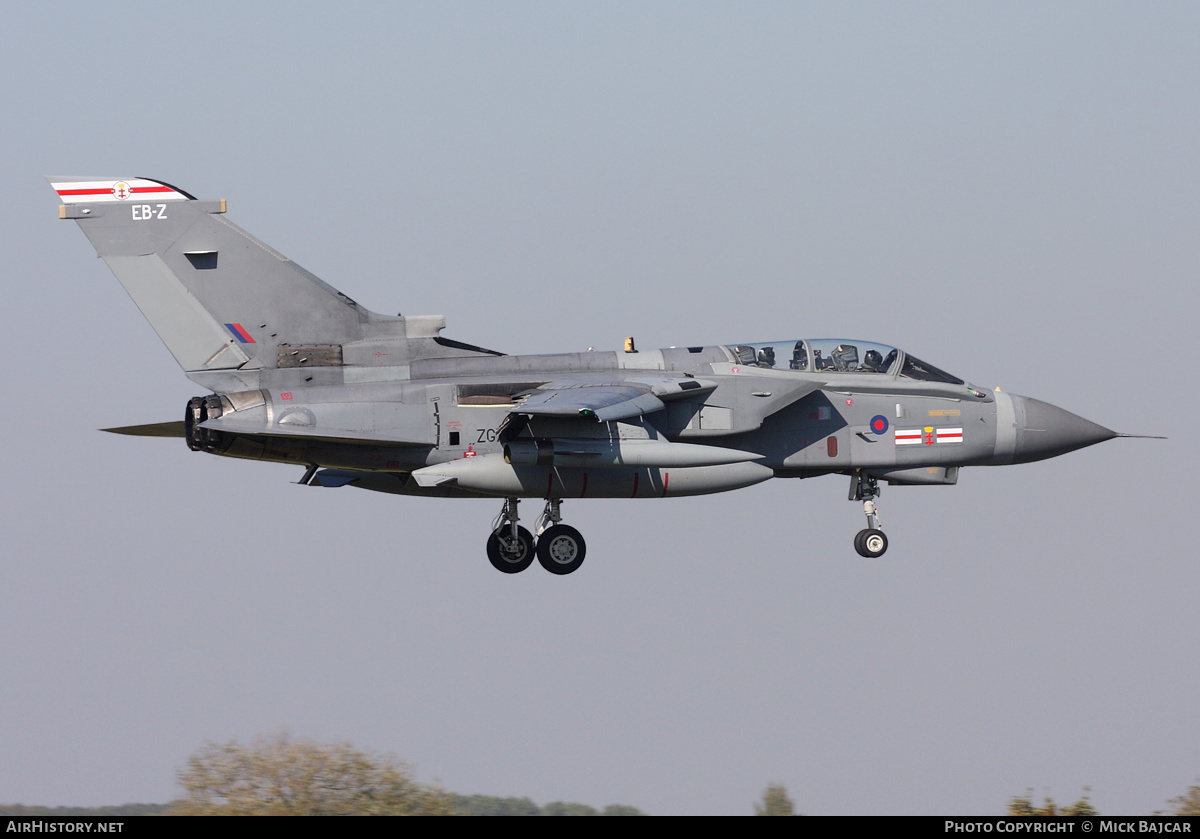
[49,177,191,204]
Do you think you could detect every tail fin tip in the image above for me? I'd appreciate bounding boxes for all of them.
[46,176,195,204]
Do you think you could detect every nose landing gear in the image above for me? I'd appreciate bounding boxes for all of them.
[850,471,888,558]
[486,497,587,575]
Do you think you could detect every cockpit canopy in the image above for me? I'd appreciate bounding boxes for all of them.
[726,339,965,385]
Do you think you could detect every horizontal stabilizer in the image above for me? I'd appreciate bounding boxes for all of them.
[102,421,187,438]
[198,416,432,446]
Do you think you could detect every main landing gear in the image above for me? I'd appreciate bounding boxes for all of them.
[488,497,587,575]
[849,471,888,558]
[486,498,534,574]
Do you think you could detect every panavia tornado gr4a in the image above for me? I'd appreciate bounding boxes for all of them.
[49,176,1143,574]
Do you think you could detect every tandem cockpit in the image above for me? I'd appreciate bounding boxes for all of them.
[726,339,967,385]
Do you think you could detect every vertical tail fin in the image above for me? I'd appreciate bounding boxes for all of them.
[50,176,501,392]
[50,176,372,380]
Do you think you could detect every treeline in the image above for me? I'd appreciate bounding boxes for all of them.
[2,735,644,817]
[450,795,643,816]
[0,799,645,817]
[3,734,1196,816]
[0,804,170,817]
[1007,785,1200,818]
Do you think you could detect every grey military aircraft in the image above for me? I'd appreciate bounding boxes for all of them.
[50,176,1138,574]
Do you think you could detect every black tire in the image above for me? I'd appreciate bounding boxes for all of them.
[536,524,587,575]
[856,528,888,558]
[487,525,535,573]
[854,529,869,556]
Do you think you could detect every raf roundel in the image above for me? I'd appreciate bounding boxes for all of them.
[870,415,889,435]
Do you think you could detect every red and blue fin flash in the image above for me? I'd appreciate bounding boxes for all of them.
[225,323,255,343]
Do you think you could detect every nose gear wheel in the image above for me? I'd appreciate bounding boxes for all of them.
[849,471,888,557]
[854,528,888,558]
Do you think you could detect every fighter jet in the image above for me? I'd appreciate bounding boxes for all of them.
[49,176,1139,574]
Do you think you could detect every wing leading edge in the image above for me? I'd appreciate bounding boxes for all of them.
[514,377,716,422]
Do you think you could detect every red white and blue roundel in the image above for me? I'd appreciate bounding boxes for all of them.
[870,415,889,435]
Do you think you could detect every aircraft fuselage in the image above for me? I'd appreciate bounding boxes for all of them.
[50,176,1126,569]
[189,342,1113,500]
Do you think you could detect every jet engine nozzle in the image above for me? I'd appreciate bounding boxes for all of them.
[185,394,230,453]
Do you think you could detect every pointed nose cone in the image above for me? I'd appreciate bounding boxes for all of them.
[1012,395,1117,463]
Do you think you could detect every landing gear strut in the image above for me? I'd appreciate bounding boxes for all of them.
[486,497,534,573]
[849,471,888,558]
[485,497,587,575]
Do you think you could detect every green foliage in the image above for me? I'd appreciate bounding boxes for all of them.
[1168,781,1200,816]
[601,804,645,816]
[0,804,170,817]
[170,733,453,816]
[450,793,643,815]
[754,784,796,816]
[451,794,542,816]
[1008,789,1097,816]
[542,801,599,816]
